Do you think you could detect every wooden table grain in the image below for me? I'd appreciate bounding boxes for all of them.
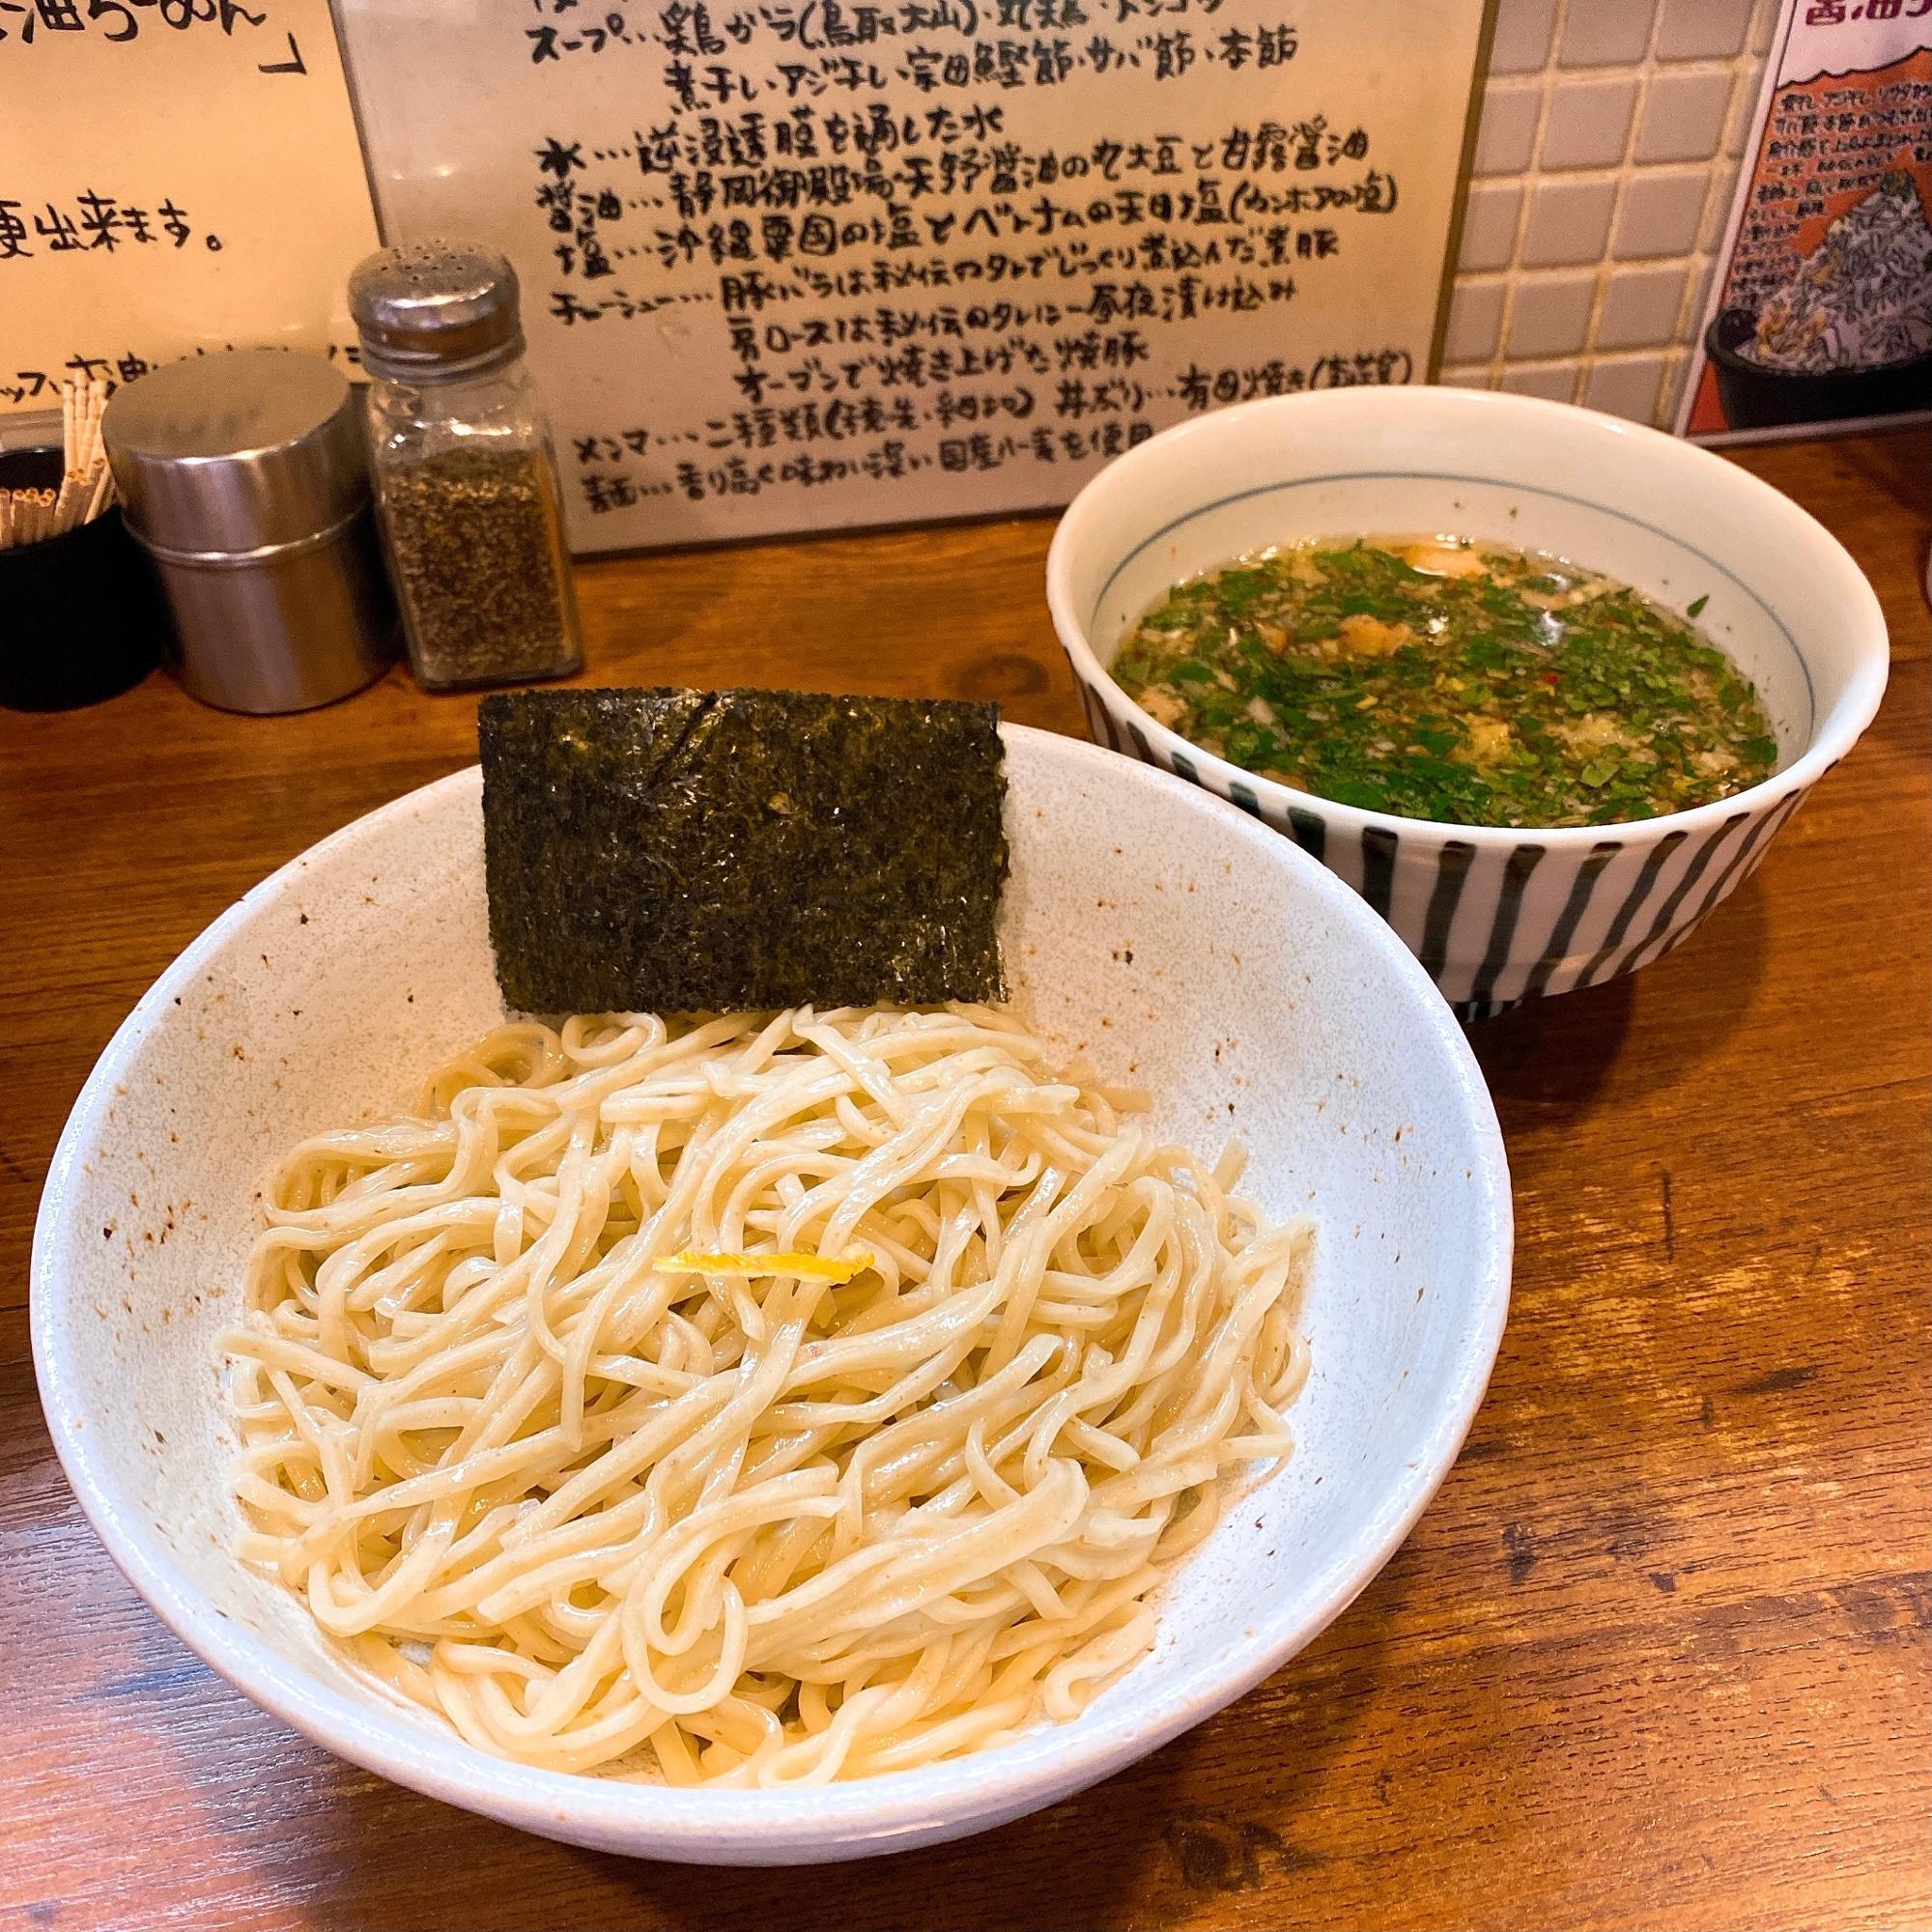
[2,430,1926,1932]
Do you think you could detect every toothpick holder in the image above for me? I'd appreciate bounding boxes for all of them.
[0,446,166,712]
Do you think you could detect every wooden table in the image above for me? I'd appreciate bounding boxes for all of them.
[2,430,1926,1932]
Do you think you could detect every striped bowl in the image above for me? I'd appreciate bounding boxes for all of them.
[1046,388,1889,1019]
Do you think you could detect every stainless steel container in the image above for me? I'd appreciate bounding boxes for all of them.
[102,350,397,714]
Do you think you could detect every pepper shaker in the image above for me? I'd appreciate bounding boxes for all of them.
[349,242,583,693]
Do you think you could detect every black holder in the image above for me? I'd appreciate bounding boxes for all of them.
[0,445,168,712]
[1706,308,1932,431]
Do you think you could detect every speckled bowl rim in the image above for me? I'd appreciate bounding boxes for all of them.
[32,725,1511,1863]
[1046,388,1890,851]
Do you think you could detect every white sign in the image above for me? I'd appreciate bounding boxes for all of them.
[337,0,1488,551]
[0,0,379,412]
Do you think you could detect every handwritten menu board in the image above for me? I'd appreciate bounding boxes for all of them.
[337,0,1488,552]
[0,0,379,413]
[1678,0,1932,442]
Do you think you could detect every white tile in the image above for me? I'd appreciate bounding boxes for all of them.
[1596,265,1689,348]
[1751,0,1779,55]
[1657,0,1751,60]
[1459,182,1523,271]
[1490,0,1558,74]
[1726,95,1753,157]
[1539,75,1638,168]
[1474,83,1542,175]
[1583,355,1667,422]
[1500,361,1581,401]
[1721,64,1759,156]
[1520,179,1618,266]
[1507,274,1597,357]
[1613,170,1709,257]
[1444,279,1507,363]
[1559,0,1655,67]
[1657,349,1692,420]
[1634,71,1735,163]
[1685,256,1719,329]
[1701,158,1746,247]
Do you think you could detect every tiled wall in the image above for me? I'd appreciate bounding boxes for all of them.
[1442,0,1782,426]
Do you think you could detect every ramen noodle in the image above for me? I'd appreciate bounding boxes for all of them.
[220,1005,1314,1784]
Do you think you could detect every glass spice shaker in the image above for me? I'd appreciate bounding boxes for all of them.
[349,241,582,692]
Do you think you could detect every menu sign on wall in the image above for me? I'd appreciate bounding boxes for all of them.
[0,0,380,412]
[337,0,1490,551]
[1679,1,1932,442]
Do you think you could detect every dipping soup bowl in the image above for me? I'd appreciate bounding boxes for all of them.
[1047,387,1889,1017]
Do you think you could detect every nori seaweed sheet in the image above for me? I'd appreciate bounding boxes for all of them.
[479,687,1009,1013]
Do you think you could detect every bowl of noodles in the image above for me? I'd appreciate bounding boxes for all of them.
[32,724,1509,1862]
[1704,169,1932,430]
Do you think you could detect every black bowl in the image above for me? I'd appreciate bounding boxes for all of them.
[1705,305,1932,431]
[0,445,168,711]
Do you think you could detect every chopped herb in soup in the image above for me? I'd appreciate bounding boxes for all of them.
[1114,537,1779,828]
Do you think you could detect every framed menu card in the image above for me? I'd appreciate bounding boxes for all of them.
[336,0,1492,550]
[1679,0,1932,443]
[0,0,378,412]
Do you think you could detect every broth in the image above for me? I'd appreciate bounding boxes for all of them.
[1113,536,1777,829]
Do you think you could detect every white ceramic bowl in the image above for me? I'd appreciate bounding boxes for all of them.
[1047,388,1889,1018]
[33,726,1510,1863]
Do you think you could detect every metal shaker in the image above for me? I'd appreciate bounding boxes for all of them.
[102,350,397,714]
